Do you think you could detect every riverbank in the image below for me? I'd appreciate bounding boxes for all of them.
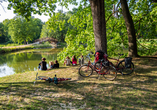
[0,57,157,109]
[0,43,58,54]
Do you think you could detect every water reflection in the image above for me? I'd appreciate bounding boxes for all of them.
[0,48,61,77]
[0,64,14,77]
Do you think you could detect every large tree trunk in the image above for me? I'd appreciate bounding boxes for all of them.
[120,0,139,57]
[89,0,107,53]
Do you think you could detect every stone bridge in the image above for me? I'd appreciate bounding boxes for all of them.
[33,37,58,44]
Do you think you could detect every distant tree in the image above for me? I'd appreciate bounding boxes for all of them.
[2,19,11,42]
[8,17,43,44]
[0,23,5,43]
[32,18,43,40]
[40,24,54,38]
[43,11,73,42]
[0,22,10,43]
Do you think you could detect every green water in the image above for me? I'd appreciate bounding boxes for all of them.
[0,48,62,77]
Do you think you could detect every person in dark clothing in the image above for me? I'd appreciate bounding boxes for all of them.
[47,60,59,70]
[38,57,47,70]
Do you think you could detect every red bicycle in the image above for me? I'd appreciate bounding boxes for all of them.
[78,53,117,81]
[95,53,134,75]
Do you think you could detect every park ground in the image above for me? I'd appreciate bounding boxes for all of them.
[0,55,157,109]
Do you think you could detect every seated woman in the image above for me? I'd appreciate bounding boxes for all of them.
[72,55,77,65]
[64,56,71,66]
[47,60,59,70]
[79,55,84,66]
[38,57,47,71]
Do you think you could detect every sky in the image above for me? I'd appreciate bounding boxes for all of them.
[0,1,79,22]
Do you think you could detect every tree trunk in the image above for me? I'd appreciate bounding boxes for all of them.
[89,0,107,53]
[24,40,26,44]
[120,0,139,57]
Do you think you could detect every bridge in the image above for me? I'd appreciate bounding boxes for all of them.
[33,37,58,44]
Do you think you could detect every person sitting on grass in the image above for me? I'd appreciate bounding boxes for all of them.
[47,60,59,70]
[38,57,47,71]
[79,55,84,66]
[72,55,77,66]
[64,56,71,66]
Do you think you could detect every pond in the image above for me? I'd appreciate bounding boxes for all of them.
[0,48,62,77]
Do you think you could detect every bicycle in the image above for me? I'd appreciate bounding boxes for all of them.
[78,53,117,81]
[34,72,71,85]
[95,53,134,75]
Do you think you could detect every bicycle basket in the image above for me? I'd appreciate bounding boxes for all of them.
[125,57,132,68]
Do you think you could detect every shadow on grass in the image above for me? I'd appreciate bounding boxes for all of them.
[1,58,157,109]
[1,75,157,109]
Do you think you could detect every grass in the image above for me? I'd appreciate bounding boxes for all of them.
[0,44,53,54]
[0,42,66,54]
[0,56,157,109]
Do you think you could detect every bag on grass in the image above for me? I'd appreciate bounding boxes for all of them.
[125,57,132,68]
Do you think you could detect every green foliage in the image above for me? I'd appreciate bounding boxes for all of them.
[8,17,43,44]
[6,43,20,47]
[0,45,5,47]
[58,0,157,60]
[57,4,95,62]
[6,0,157,59]
[7,0,78,20]
[2,19,11,41]
[44,11,72,42]
[0,22,10,43]
[130,0,157,56]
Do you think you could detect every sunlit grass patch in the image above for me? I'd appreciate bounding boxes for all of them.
[0,57,157,109]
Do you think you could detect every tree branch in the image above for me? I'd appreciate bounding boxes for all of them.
[106,10,121,23]
[0,2,6,13]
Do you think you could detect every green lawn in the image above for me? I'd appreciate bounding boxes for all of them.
[0,57,157,109]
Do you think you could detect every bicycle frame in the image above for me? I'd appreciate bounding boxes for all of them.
[107,55,125,72]
[84,53,110,74]
[86,60,109,75]
[86,53,125,72]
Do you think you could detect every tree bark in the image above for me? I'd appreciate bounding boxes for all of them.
[89,0,107,53]
[24,40,26,45]
[120,0,139,57]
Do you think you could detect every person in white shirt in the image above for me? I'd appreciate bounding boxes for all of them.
[64,56,71,66]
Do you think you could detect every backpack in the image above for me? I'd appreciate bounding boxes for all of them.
[125,57,132,68]
[94,50,105,63]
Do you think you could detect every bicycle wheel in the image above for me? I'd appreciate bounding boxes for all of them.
[38,76,49,80]
[103,65,117,81]
[117,60,134,75]
[94,61,102,71]
[78,65,93,77]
